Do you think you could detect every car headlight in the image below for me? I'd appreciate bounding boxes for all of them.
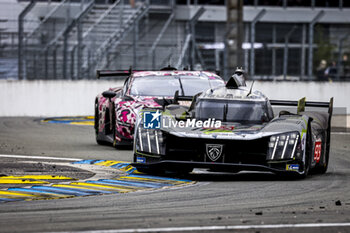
[135,127,165,155]
[267,132,300,160]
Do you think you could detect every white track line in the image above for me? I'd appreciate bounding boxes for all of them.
[332,132,350,135]
[0,154,80,161]
[60,223,350,233]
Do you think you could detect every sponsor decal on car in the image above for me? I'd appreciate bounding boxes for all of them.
[314,140,322,163]
[286,164,300,171]
[136,157,146,163]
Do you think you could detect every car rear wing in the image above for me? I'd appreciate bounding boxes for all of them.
[271,97,334,134]
[96,66,177,79]
[96,70,132,79]
[270,97,333,116]
[97,67,221,79]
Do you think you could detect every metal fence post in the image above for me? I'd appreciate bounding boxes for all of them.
[63,31,68,79]
[33,53,37,80]
[189,7,205,70]
[190,24,195,69]
[152,50,156,70]
[223,38,228,78]
[23,39,28,80]
[215,49,220,71]
[71,46,76,79]
[120,0,124,30]
[244,23,249,73]
[283,0,287,9]
[133,20,139,68]
[63,0,71,79]
[18,0,36,80]
[250,9,265,77]
[77,19,82,79]
[300,23,306,78]
[272,24,276,76]
[283,26,297,80]
[87,49,91,78]
[53,46,57,80]
[44,47,49,78]
[308,11,324,80]
[337,33,349,80]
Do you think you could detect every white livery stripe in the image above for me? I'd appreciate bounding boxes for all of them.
[155,131,160,154]
[146,130,151,153]
[290,135,299,159]
[271,136,279,160]
[281,135,289,159]
[138,128,143,151]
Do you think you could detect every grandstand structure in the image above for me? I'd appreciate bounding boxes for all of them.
[0,0,349,80]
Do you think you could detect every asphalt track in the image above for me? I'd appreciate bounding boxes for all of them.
[0,117,350,233]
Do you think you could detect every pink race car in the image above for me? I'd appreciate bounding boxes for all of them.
[94,67,225,148]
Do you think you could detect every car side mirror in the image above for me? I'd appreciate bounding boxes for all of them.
[261,113,269,123]
[173,90,179,104]
[102,91,117,99]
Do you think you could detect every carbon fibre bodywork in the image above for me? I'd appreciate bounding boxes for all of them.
[133,85,333,178]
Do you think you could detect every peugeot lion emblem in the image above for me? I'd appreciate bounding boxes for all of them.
[206,144,223,161]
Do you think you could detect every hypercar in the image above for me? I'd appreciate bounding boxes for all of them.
[94,68,225,147]
[132,74,333,178]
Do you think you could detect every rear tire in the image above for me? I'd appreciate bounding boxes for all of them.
[316,128,330,174]
[95,101,105,145]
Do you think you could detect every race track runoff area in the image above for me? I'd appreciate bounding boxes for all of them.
[0,158,194,203]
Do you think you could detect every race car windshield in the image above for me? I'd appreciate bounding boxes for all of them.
[129,76,224,97]
[195,99,271,124]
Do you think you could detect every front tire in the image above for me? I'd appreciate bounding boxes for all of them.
[95,101,105,145]
[296,122,312,179]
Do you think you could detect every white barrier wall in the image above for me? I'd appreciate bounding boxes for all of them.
[0,80,124,117]
[0,80,349,117]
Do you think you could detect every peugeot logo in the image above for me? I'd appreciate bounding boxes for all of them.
[206,144,224,162]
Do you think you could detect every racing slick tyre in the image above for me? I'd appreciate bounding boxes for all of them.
[94,101,105,145]
[111,106,120,149]
[111,107,130,149]
[296,122,313,179]
[315,126,331,174]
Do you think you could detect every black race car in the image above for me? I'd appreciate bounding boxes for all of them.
[132,75,333,178]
